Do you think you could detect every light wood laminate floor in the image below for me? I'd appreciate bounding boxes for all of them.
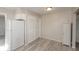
[15,38,76,51]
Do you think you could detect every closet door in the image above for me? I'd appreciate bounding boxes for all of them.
[11,20,24,50]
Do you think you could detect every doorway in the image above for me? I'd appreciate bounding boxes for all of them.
[0,15,5,51]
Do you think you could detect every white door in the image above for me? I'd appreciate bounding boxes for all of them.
[63,23,71,46]
[11,20,24,50]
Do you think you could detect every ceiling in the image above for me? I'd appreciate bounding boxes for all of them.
[25,7,46,15]
[25,7,75,15]
[0,7,77,16]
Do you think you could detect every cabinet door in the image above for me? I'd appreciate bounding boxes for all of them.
[11,20,24,50]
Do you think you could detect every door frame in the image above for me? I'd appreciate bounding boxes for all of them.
[0,13,9,50]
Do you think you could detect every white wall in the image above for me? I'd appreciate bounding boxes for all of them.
[41,10,73,44]
[0,15,5,36]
